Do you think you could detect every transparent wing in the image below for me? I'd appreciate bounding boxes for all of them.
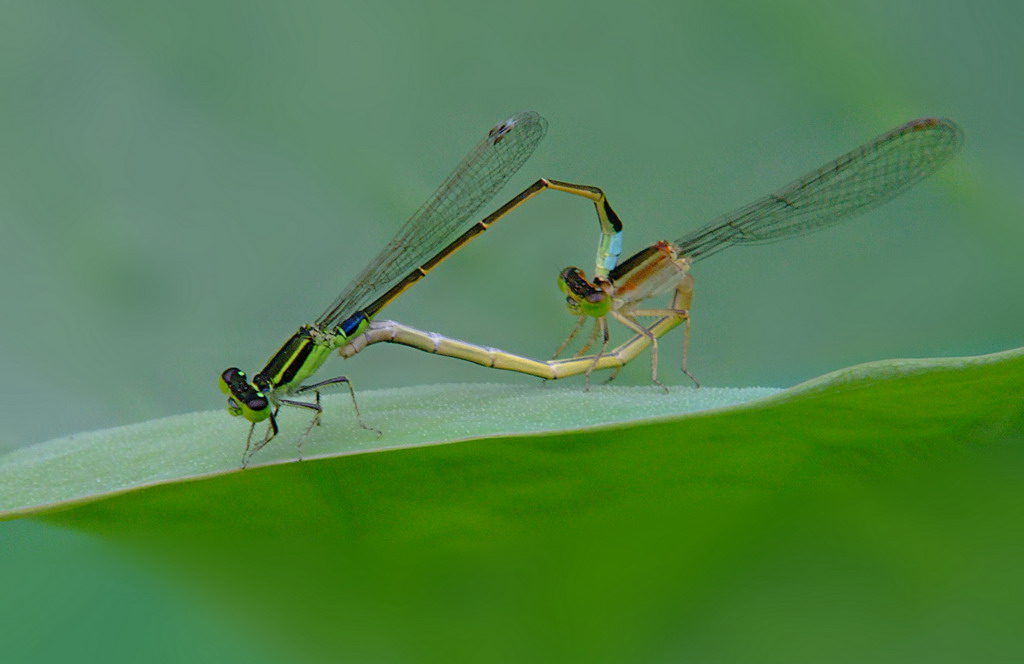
[317,111,547,327]
[675,118,963,263]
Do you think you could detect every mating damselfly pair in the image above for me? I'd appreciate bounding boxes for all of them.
[221,111,962,466]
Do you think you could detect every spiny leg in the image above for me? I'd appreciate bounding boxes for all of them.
[613,273,695,389]
[601,364,624,385]
[616,306,693,388]
[670,274,698,387]
[561,308,687,384]
[582,317,611,391]
[242,409,280,468]
[573,318,602,357]
[244,373,381,464]
[610,310,682,392]
[241,423,258,468]
[242,423,257,466]
[294,375,382,441]
[679,314,698,387]
[601,303,689,385]
[552,315,588,360]
[276,398,323,458]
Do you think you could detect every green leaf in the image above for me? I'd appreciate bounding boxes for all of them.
[3,348,1022,662]
[0,383,780,519]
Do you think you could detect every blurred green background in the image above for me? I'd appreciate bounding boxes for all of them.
[1,0,1021,662]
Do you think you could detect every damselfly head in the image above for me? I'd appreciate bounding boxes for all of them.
[219,367,271,424]
[558,267,612,318]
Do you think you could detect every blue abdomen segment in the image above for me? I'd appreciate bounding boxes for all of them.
[339,311,369,339]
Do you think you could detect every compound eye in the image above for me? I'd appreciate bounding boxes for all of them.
[558,267,594,301]
[247,395,269,412]
[220,367,249,396]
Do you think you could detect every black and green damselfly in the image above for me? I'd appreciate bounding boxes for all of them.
[220,111,553,464]
[221,111,639,465]
[341,118,963,387]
